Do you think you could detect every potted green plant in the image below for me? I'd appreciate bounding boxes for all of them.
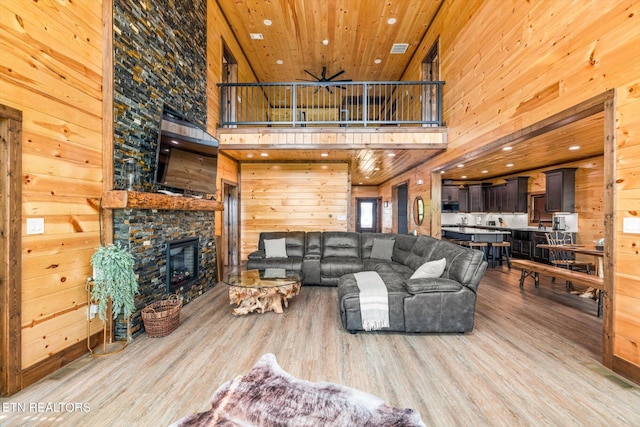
[90,244,139,321]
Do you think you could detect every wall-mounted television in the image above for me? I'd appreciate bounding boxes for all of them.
[154,107,219,196]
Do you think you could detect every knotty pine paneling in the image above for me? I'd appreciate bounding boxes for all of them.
[401,1,640,371]
[206,0,258,136]
[350,186,379,231]
[377,169,433,236]
[218,129,446,147]
[240,163,349,259]
[1,1,104,372]
[214,153,239,236]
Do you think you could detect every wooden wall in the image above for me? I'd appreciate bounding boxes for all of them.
[525,157,605,247]
[214,152,239,236]
[0,1,105,370]
[240,163,349,258]
[206,0,258,136]
[377,169,433,236]
[399,0,640,377]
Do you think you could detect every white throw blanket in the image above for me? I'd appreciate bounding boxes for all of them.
[354,271,389,331]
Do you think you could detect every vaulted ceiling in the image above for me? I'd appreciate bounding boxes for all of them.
[215,0,604,187]
[216,0,442,82]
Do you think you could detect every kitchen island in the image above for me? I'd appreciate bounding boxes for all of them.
[442,227,511,243]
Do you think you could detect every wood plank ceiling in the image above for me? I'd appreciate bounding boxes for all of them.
[215,0,604,186]
[216,0,442,82]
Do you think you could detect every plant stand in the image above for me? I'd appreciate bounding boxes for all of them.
[86,279,131,357]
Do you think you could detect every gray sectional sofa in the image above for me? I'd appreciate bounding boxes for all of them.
[247,231,488,333]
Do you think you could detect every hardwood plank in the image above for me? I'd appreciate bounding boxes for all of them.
[2,265,639,424]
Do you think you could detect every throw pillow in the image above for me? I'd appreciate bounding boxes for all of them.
[370,239,395,261]
[410,257,446,280]
[264,238,287,258]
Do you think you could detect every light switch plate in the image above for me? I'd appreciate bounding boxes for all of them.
[623,217,640,234]
[27,218,45,234]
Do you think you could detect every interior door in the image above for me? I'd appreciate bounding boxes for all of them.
[223,181,239,266]
[397,183,409,234]
[356,198,379,233]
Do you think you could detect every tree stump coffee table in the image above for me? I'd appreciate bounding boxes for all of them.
[224,269,301,316]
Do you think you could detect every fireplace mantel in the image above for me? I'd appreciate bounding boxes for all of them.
[101,190,223,211]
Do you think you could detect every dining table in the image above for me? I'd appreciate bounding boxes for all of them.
[536,243,604,278]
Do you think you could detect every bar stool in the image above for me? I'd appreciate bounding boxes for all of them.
[460,241,488,262]
[489,241,512,268]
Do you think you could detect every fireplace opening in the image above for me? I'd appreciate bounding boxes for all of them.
[166,237,199,292]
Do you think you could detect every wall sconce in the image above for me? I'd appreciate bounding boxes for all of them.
[121,158,140,191]
[416,179,424,185]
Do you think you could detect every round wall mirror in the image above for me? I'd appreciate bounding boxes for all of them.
[413,196,425,225]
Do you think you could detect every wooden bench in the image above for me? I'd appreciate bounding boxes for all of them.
[510,259,604,316]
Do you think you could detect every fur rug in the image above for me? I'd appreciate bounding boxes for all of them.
[172,353,425,426]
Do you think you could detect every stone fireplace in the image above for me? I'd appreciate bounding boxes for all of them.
[106,193,222,339]
[166,237,199,292]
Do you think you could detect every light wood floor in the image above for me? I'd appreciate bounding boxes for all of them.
[2,265,640,426]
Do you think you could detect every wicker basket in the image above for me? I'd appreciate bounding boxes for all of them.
[141,295,182,338]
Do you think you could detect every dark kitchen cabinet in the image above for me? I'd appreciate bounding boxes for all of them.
[504,177,529,213]
[468,184,485,212]
[532,231,551,263]
[510,230,531,258]
[458,187,469,212]
[442,185,459,203]
[485,184,506,212]
[544,168,576,212]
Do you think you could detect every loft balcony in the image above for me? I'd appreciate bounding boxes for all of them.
[218,81,445,128]
[216,81,448,183]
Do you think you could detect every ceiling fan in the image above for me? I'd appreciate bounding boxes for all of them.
[298,67,352,92]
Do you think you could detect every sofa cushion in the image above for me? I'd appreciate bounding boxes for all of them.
[404,277,463,294]
[370,239,395,261]
[265,238,287,258]
[410,257,446,279]
[258,232,306,258]
[391,234,418,265]
[322,232,360,258]
[404,235,440,270]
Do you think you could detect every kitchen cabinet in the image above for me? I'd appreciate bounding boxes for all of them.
[510,230,531,259]
[485,184,506,212]
[442,185,459,203]
[468,184,485,212]
[532,231,551,263]
[458,187,469,212]
[504,177,529,213]
[544,168,576,212]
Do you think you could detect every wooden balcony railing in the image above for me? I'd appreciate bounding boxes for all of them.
[218,81,444,128]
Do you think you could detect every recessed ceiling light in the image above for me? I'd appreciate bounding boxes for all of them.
[440,171,445,174]
[320,153,328,157]
[263,19,272,26]
[247,153,253,158]
[457,164,464,168]
[322,39,329,46]
[502,146,513,151]
[374,58,382,64]
[365,176,370,179]
[481,170,488,174]
[276,59,283,65]
[250,33,263,40]
[506,163,514,167]
[388,153,396,157]
[461,176,467,179]
[260,152,268,157]
[387,18,397,25]
[374,167,380,171]
[569,145,581,150]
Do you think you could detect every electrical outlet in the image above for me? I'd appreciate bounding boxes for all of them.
[26,218,45,234]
